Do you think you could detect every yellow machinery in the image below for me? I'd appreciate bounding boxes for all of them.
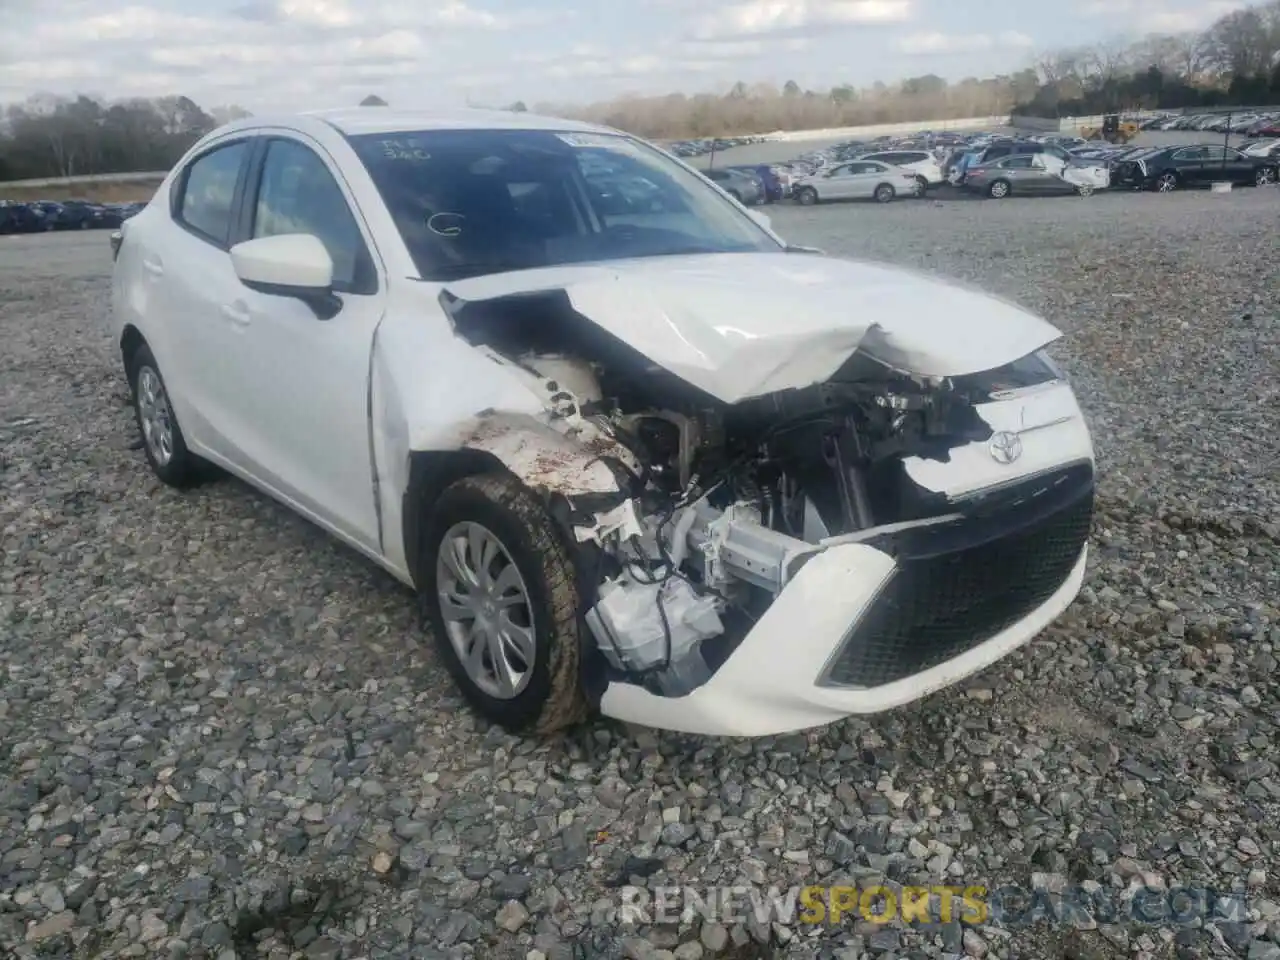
[1080,114,1139,144]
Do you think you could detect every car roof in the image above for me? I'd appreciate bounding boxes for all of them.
[211,107,618,139]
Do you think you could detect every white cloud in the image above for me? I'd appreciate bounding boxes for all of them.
[895,30,1035,55]
[1080,0,1247,30]
[693,0,913,39]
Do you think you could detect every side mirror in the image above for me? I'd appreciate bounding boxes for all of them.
[746,208,772,231]
[230,234,341,320]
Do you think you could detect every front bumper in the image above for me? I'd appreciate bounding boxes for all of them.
[599,382,1095,737]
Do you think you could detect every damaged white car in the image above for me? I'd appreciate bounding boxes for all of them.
[111,108,1095,738]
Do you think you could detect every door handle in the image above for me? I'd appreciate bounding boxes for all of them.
[221,302,251,326]
[142,258,164,277]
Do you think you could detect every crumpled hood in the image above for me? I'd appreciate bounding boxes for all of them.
[443,252,1061,404]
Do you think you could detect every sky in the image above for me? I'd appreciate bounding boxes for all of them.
[0,0,1250,113]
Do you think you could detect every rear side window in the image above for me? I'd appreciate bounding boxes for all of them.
[176,141,248,245]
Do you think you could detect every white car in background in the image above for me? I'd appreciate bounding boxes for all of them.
[791,159,921,204]
[111,108,1096,737]
[853,149,947,194]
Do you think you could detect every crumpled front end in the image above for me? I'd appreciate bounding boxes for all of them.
[437,277,1095,736]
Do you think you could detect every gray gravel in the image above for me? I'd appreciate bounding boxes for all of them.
[2,185,1278,960]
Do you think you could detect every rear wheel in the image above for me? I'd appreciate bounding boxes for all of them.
[914,175,929,197]
[128,345,203,488]
[794,186,818,205]
[988,179,1011,199]
[1076,184,1095,197]
[419,473,588,735]
[873,184,896,203]
[1154,172,1178,193]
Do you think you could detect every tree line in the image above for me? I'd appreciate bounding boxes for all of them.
[0,95,250,182]
[1,0,1277,181]
[1015,0,1280,116]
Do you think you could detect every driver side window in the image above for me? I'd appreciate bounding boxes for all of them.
[252,139,375,294]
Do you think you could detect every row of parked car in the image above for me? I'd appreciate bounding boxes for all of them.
[1139,111,1280,137]
[666,135,768,158]
[0,198,145,235]
[699,127,1280,206]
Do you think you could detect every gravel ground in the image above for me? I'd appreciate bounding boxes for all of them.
[2,186,1279,960]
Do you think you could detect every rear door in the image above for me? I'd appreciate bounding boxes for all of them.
[149,136,258,461]
[1215,146,1256,182]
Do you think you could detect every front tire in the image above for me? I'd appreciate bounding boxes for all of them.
[1255,166,1277,186]
[129,345,202,488]
[794,186,818,205]
[420,473,588,735]
[1076,184,1095,197]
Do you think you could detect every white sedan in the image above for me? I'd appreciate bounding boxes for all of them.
[112,108,1096,737]
[791,160,920,205]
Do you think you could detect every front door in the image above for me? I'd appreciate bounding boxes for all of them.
[215,134,388,550]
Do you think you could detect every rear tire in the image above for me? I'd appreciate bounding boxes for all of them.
[419,473,588,735]
[914,175,929,197]
[128,345,203,488]
[1076,184,1095,197]
[988,179,1011,199]
[873,184,895,203]
[1154,172,1178,193]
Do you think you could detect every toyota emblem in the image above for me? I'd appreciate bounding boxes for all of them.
[988,431,1023,464]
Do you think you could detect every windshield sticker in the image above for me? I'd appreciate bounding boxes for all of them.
[555,132,625,148]
[377,139,431,161]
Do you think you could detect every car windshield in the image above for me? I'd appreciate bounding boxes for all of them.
[347,128,780,281]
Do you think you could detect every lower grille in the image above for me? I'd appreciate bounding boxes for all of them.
[821,469,1093,689]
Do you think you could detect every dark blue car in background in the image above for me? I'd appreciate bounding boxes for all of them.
[725,163,784,203]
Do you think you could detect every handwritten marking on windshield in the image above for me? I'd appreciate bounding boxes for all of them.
[427,213,465,237]
[379,139,431,161]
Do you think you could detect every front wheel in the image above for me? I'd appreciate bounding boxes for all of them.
[1255,166,1277,186]
[873,184,896,203]
[987,179,1011,199]
[794,186,818,205]
[1076,184,1095,197]
[420,473,588,735]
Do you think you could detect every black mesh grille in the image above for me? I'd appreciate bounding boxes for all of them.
[822,472,1093,689]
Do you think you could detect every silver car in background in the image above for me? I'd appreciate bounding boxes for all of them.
[702,167,765,205]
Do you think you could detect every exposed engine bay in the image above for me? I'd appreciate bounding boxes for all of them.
[444,288,1067,700]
